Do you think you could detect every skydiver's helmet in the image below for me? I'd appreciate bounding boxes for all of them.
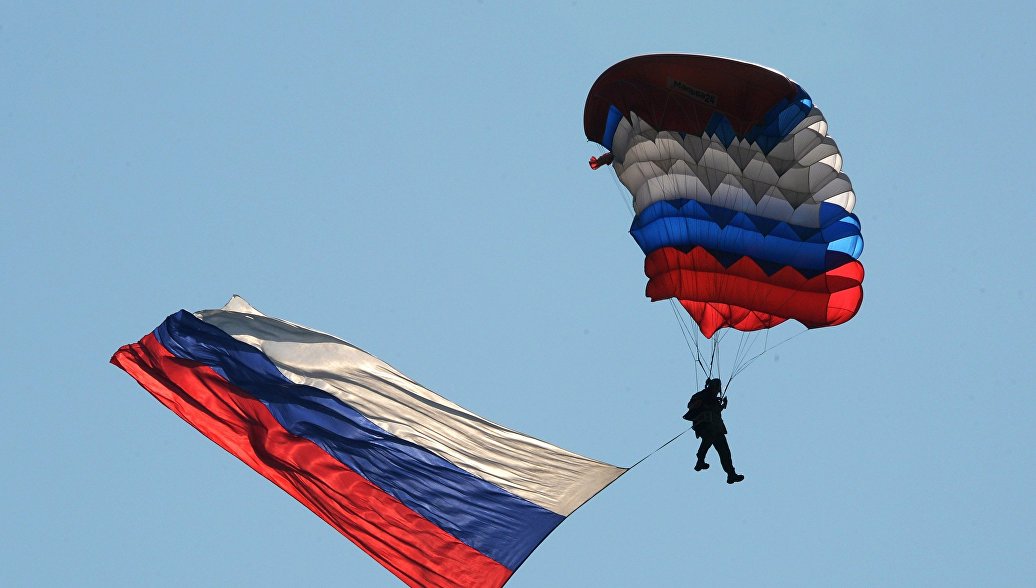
[705,378,722,394]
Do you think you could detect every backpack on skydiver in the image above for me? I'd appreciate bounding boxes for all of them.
[682,390,707,422]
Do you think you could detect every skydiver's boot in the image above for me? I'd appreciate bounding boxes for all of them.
[694,459,710,471]
[726,472,745,484]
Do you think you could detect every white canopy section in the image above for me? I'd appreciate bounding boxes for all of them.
[610,109,856,227]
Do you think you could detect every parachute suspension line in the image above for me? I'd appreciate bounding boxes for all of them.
[732,331,748,372]
[607,163,711,385]
[669,298,708,378]
[712,327,745,395]
[654,121,713,382]
[607,164,710,383]
[688,308,717,379]
[727,326,809,385]
[730,329,759,380]
[716,326,737,373]
[708,331,721,383]
[727,330,758,388]
[729,330,791,381]
[607,171,635,217]
[725,332,747,392]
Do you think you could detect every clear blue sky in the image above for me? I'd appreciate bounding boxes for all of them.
[4,2,1035,586]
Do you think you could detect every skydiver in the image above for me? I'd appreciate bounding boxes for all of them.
[683,378,744,484]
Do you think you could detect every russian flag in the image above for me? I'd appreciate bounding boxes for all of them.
[111,296,626,588]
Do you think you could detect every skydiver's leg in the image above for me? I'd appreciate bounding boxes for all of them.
[695,437,711,470]
[712,434,735,475]
[696,437,712,460]
[713,434,744,483]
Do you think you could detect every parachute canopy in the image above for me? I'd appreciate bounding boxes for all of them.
[112,296,625,588]
[585,54,863,338]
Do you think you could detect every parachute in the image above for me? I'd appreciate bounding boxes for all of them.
[584,54,863,378]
